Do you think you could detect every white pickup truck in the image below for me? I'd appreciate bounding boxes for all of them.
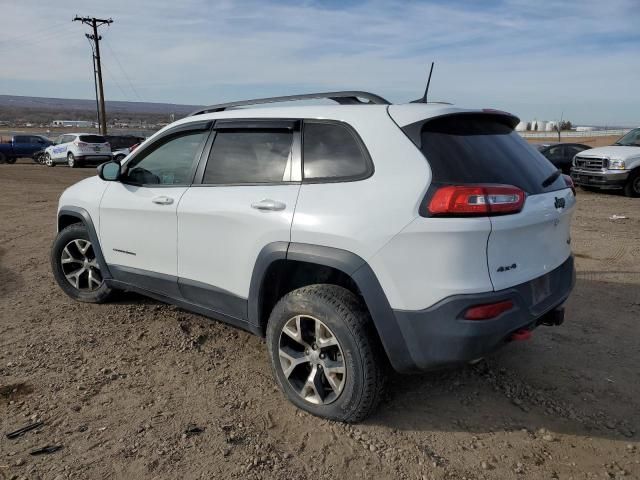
[570,128,640,197]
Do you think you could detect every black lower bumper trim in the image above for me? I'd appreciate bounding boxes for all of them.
[390,256,575,372]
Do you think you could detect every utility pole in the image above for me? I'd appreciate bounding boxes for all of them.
[73,15,113,135]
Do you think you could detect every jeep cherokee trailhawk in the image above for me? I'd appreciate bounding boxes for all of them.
[51,91,576,422]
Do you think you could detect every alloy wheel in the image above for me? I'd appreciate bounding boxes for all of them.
[278,315,346,405]
[60,239,103,291]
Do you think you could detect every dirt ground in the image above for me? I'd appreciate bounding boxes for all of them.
[0,160,639,480]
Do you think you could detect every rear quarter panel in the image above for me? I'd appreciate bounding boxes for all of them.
[291,108,429,261]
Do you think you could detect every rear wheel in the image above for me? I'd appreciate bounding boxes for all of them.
[0,152,5,164]
[67,152,77,168]
[266,284,385,422]
[623,170,640,197]
[51,224,114,303]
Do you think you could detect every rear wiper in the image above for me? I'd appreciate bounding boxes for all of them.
[542,169,562,188]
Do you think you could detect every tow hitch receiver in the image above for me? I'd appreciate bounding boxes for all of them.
[510,329,532,341]
[540,307,565,326]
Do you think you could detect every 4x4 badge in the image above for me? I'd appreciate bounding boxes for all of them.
[554,197,566,209]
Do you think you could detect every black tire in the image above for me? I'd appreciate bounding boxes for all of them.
[50,224,114,303]
[5,156,16,164]
[67,152,77,168]
[0,152,5,164]
[45,153,55,167]
[623,169,640,197]
[266,284,385,422]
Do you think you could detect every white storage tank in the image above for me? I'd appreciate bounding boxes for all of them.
[546,121,557,132]
[532,120,547,131]
[515,121,528,132]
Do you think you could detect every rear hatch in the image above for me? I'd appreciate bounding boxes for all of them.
[77,135,111,154]
[395,109,574,291]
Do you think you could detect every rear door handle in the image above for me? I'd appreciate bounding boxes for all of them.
[152,196,174,205]
[251,199,286,211]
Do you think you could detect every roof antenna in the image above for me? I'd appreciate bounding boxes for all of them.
[411,62,435,103]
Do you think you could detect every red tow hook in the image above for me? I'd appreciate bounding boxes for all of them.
[510,329,532,341]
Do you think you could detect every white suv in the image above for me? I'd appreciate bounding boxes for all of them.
[50,92,576,422]
[44,133,111,168]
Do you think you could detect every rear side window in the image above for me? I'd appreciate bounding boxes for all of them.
[203,129,293,184]
[13,136,29,143]
[302,122,371,181]
[414,114,564,194]
[79,135,106,144]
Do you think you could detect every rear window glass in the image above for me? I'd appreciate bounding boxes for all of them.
[415,114,565,194]
[79,135,106,144]
[203,129,293,184]
[106,136,143,149]
[303,122,371,181]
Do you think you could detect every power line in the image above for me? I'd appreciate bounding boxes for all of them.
[103,37,143,102]
[0,21,71,46]
[73,15,113,135]
[101,59,133,102]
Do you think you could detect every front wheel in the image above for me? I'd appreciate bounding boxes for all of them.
[266,284,385,422]
[5,156,16,164]
[45,153,55,167]
[50,224,114,303]
[623,170,640,197]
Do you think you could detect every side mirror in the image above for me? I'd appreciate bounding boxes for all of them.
[98,161,121,182]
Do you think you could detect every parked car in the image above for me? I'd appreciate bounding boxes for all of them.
[570,128,640,196]
[535,142,591,174]
[43,133,112,168]
[50,91,576,421]
[105,135,145,161]
[0,135,52,164]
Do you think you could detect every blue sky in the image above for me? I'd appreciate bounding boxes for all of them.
[1,0,639,125]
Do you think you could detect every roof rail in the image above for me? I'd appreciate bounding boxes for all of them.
[189,91,390,116]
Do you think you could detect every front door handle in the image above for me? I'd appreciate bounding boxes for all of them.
[251,199,286,211]
[152,196,174,205]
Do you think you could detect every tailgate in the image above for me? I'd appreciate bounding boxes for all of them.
[487,188,575,291]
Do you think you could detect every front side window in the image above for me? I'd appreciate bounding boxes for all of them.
[124,130,207,185]
[202,129,293,184]
[302,122,371,181]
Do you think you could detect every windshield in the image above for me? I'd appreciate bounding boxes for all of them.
[614,128,640,146]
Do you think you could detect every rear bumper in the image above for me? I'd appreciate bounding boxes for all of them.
[570,168,629,189]
[75,155,111,162]
[389,256,575,372]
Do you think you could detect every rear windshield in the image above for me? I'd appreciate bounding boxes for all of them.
[107,136,143,149]
[413,114,565,194]
[79,135,106,144]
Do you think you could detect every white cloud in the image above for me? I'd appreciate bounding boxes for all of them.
[0,0,638,124]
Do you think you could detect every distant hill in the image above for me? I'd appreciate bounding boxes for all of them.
[0,94,204,124]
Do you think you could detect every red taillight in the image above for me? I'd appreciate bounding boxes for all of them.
[428,185,525,216]
[464,300,514,320]
[74,141,88,147]
[563,174,575,195]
